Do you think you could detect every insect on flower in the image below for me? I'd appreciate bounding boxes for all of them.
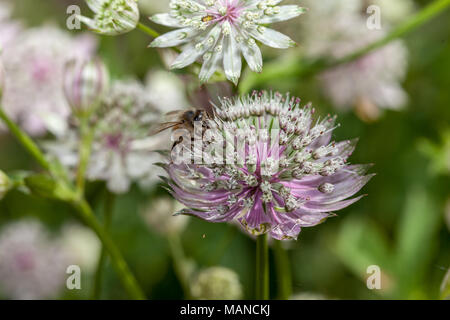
[150,108,212,149]
[160,91,374,240]
[149,0,307,84]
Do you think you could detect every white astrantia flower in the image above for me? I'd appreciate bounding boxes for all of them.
[300,0,408,120]
[0,1,22,49]
[191,267,243,300]
[141,197,189,235]
[149,0,307,84]
[61,223,101,273]
[1,26,97,136]
[78,0,140,36]
[44,73,188,194]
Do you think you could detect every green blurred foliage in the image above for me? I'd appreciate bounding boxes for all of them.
[0,0,448,300]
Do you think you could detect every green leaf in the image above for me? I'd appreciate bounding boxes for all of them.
[395,186,442,298]
[441,268,450,300]
[24,174,74,201]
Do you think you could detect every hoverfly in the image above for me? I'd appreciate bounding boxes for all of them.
[150,109,211,150]
[201,15,215,23]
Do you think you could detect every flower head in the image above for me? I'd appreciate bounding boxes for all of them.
[301,0,408,120]
[141,197,189,235]
[63,57,110,117]
[150,0,306,84]
[0,220,69,299]
[61,223,101,273]
[0,2,22,49]
[45,75,184,194]
[1,26,97,136]
[191,266,243,300]
[163,92,373,240]
[78,0,140,36]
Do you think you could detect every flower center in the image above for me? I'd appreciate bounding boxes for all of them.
[15,251,35,271]
[104,133,124,151]
[210,0,242,24]
[31,58,52,82]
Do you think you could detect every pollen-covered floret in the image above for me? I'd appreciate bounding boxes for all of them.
[162,91,374,240]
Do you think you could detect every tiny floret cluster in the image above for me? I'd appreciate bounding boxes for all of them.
[150,0,306,84]
[78,0,140,36]
[163,91,373,240]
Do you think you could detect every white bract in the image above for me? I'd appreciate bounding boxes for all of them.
[78,0,140,36]
[150,0,306,84]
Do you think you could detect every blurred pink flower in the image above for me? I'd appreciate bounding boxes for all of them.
[301,0,409,120]
[1,26,97,136]
[0,220,70,300]
[0,1,22,49]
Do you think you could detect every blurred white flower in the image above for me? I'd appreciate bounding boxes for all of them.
[191,266,243,300]
[0,1,22,50]
[141,197,189,235]
[45,71,188,194]
[78,0,140,36]
[61,223,101,273]
[363,0,415,25]
[0,220,69,300]
[1,26,97,136]
[301,0,409,120]
[145,70,190,112]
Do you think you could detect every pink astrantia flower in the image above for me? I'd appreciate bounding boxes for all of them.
[1,26,97,136]
[0,220,69,300]
[300,0,408,120]
[150,0,306,84]
[0,2,22,49]
[162,92,374,240]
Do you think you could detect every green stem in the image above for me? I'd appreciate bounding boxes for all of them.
[0,106,51,171]
[167,232,192,299]
[137,22,161,39]
[72,198,146,300]
[273,240,292,300]
[0,107,145,300]
[76,118,93,196]
[91,190,116,299]
[239,0,450,93]
[256,233,269,300]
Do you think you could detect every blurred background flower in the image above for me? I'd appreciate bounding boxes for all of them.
[190,266,243,300]
[0,220,69,299]
[45,69,188,194]
[1,25,96,136]
[300,0,409,121]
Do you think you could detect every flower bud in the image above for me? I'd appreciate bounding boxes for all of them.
[190,267,243,300]
[78,0,140,36]
[63,57,109,117]
[0,170,12,200]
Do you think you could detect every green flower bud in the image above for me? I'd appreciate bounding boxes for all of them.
[78,0,140,36]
